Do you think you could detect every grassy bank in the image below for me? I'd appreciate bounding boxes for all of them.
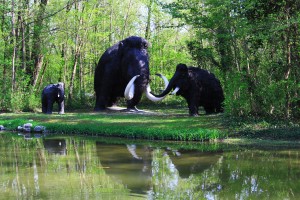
[0,107,226,141]
[0,105,299,141]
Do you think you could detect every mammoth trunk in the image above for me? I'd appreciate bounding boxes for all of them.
[152,74,177,98]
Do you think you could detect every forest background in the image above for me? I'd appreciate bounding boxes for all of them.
[0,0,299,119]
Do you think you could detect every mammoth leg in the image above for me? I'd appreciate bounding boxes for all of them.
[42,95,48,113]
[107,95,118,107]
[94,74,117,111]
[58,100,65,114]
[215,103,224,113]
[46,99,54,114]
[94,94,106,111]
[126,91,142,112]
[187,98,199,116]
[204,106,215,115]
[188,105,199,116]
[94,83,111,111]
[95,95,108,111]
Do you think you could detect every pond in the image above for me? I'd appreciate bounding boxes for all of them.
[0,133,300,200]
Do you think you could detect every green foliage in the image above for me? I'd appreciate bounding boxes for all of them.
[24,93,41,112]
[1,0,299,120]
[163,0,300,119]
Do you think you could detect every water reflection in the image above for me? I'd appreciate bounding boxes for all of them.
[0,134,300,199]
[96,142,222,196]
[44,139,66,155]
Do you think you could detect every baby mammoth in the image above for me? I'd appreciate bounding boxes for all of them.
[41,82,65,114]
[154,64,225,116]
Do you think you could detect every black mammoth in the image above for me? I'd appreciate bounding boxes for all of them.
[41,82,65,114]
[94,36,165,112]
[154,64,224,116]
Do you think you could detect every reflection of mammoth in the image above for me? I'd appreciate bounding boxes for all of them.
[43,139,66,155]
[154,64,225,116]
[168,150,222,178]
[96,142,222,194]
[42,82,65,114]
[94,36,165,112]
[96,142,152,194]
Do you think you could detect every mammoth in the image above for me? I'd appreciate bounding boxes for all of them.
[94,36,165,112]
[153,63,224,116]
[41,82,65,114]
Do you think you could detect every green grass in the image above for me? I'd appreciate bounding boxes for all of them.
[0,107,226,141]
[0,104,299,141]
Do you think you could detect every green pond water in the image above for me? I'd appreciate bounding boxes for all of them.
[0,133,300,200]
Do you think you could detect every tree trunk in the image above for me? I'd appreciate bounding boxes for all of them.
[145,0,153,40]
[68,1,85,100]
[121,0,133,38]
[1,0,8,91]
[69,50,79,100]
[31,0,48,89]
[11,0,16,91]
[284,5,292,118]
[109,1,113,44]
[36,61,48,93]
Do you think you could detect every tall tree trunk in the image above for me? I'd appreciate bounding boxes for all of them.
[121,0,133,38]
[31,0,48,89]
[36,61,48,93]
[69,51,79,100]
[11,0,16,91]
[145,0,153,40]
[19,0,27,71]
[79,54,84,100]
[109,1,113,44]
[284,5,292,118]
[1,0,8,91]
[68,1,85,100]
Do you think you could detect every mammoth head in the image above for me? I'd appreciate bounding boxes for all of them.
[152,63,191,98]
[119,36,149,50]
[118,36,166,102]
[56,82,65,98]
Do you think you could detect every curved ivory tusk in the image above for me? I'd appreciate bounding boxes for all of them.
[145,84,167,102]
[171,87,180,95]
[124,75,140,100]
[155,73,169,90]
[127,84,135,100]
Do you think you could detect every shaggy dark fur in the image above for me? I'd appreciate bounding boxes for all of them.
[94,36,150,111]
[42,82,65,114]
[155,63,224,116]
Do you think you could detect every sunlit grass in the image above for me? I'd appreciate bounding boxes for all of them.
[1,104,299,141]
[0,108,226,141]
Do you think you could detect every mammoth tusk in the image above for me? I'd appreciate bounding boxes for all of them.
[124,75,140,100]
[171,87,180,95]
[155,73,169,90]
[127,84,135,100]
[145,84,167,102]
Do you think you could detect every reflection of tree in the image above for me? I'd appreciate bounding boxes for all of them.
[2,134,300,199]
[150,149,212,199]
[151,149,181,199]
[0,136,131,199]
[216,150,300,199]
